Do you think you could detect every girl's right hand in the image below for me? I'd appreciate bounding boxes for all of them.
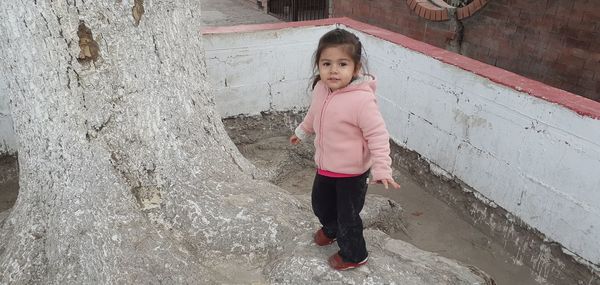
[290,134,301,145]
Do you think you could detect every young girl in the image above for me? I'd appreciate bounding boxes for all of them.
[290,28,400,270]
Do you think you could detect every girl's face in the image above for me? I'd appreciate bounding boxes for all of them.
[318,46,360,91]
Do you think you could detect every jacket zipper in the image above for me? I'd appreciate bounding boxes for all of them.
[318,89,334,169]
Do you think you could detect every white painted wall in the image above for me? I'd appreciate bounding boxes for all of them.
[204,26,332,117]
[203,24,600,265]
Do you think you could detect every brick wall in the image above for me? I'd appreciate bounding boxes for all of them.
[333,0,600,101]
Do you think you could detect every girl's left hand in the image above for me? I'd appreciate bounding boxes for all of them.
[289,134,301,145]
[372,178,401,189]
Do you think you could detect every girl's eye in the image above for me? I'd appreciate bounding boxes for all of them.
[340,63,347,67]
[322,62,330,66]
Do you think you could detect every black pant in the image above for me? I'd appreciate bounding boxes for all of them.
[311,170,369,263]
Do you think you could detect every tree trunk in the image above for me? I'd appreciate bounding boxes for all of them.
[0,1,492,284]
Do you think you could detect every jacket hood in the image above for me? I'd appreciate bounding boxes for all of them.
[327,74,377,94]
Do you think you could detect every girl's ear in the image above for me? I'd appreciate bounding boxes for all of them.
[354,62,362,76]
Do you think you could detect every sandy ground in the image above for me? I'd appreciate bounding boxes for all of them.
[237,135,548,285]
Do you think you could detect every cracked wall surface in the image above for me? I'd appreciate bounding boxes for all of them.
[203,26,322,117]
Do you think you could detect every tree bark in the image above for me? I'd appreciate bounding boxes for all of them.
[0,0,261,282]
[0,1,492,284]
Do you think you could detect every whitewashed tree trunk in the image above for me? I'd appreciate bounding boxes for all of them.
[0,1,492,284]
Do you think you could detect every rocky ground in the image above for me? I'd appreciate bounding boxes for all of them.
[0,117,546,284]
[223,113,548,285]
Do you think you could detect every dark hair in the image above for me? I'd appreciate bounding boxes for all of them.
[311,28,365,89]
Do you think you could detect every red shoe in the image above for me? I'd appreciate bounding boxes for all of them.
[328,253,368,270]
[314,228,336,246]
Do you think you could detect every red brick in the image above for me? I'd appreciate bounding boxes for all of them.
[494,56,514,69]
[573,0,594,14]
[382,8,398,23]
[517,0,547,12]
[409,0,418,11]
[421,7,428,19]
[476,55,495,66]
[457,7,466,19]
[544,75,564,88]
[575,29,598,40]
[355,3,371,18]
[412,5,420,16]
[483,9,507,21]
[584,56,600,70]
[580,68,596,81]
[566,11,584,27]
[515,25,536,36]
[541,49,561,62]
[370,7,383,18]
[425,26,455,39]
[565,37,590,49]
[463,22,493,36]
[418,6,427,17]
[545,0,560,10]
[554,1,574,17]
[441,10,449,20]
[581,12,600,31]
[517,10,534,25]
[430,9,437,20]
[477,37,501,50]
[534,16,558,30]
[556,23,579,35]
[486,1,511,12]
[434,10,442,21]
[576,78,596,91]
[557,57,586,74]
[469,1,482,14]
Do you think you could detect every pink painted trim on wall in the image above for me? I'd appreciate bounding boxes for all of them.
[202,18,600,120]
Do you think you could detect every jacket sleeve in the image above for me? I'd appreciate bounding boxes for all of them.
[295,83,319,141]
[357,97,393,181]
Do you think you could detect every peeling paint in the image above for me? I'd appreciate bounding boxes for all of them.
[77,21,100,63]
[132,186,163,211]
[132,0,144,26]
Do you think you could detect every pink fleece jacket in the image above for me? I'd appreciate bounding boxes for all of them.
[295,76,393,181]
